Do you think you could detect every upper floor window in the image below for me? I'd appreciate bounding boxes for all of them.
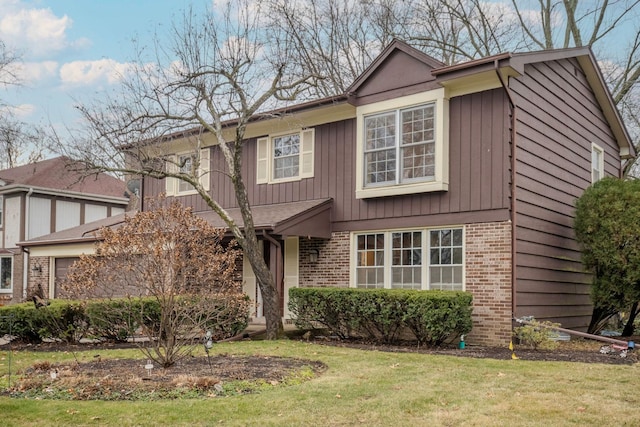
[0,256,12,293]
[352,227,464,291]
[256,129,315,184]
[165,149,210,196]
[364,104,435,187]
[591,143,604,183]
[0,195,3,227]
[356,89,449,198]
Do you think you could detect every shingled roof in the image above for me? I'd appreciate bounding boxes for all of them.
[0,156,127,199]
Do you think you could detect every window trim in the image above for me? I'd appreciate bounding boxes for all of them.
[0,256,13,293]
[591,143,604,183]
[165,148,210,196]
[355,89,449,199]
[256,128,315,184]
[349,226,465,291]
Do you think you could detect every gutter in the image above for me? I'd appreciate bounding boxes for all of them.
[22,187,33,300]
[495,61,518,319]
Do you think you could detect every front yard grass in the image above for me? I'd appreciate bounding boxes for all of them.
[1,339,639,426]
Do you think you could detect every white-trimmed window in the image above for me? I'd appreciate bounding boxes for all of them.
[0,256,12,292]
[356,89,449,198]
[256,129,314,184]
[353,227,463,291]
[165,148,210,196]
[0,195,3,227]
[591,143,604,183]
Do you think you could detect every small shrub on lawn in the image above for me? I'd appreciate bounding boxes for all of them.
[289,287,473,345]
[513,318,561,350]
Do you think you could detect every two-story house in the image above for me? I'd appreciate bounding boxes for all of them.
[20,41,634,345]
[0,156,129,305]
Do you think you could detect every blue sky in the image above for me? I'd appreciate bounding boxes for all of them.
[1,0,638,141]
[1,0,206,130]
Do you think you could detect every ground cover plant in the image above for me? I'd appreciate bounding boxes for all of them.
[1,334,639,426]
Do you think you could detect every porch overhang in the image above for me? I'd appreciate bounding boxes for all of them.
[195,198,333,239]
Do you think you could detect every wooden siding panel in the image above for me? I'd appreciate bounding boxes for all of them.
[512,58,622,328]
[142,90,511,230]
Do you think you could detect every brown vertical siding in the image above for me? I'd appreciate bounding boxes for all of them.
[145,88,512,230]
[511,58,620,329]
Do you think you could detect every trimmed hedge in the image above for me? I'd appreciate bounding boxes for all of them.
[289,287,473,346]
[0,296,249,343]
[0,299,87,343]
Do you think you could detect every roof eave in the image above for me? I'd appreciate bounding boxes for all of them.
[0,184,130,204]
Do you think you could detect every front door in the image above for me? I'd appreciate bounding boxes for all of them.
[242,237,299,323]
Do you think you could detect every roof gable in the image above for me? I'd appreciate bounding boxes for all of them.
[347,39,444,105]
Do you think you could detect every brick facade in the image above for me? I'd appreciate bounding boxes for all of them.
[297,222,513,346]
[299,231,350,288]
[27,256,50,299]
[464,221,513,345]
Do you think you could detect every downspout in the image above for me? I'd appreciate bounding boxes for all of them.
[22,187,33,300]
[495,61,518,319]
[262,230,284,316]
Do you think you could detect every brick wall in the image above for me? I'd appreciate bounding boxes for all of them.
[464,221,513,345]
[299,231,350,288]
[28,256,50,299]
[296,223,513,346]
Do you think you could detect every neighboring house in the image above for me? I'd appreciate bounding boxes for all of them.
[0,157,129,305]
[20,41,635,345]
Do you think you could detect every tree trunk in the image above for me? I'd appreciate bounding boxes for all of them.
[587,306,617,334]
[621,301,639,337]
[243,241,283,339]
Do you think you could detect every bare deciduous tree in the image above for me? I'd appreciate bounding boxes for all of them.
[0,40,46,168]
[63,199,248,367]
[55,1,318,339]
[266,0,640,172]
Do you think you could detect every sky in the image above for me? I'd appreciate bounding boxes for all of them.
[1,0,205,132]
[1,0,638,146]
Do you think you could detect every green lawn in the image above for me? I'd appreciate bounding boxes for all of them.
[1,340,638,426]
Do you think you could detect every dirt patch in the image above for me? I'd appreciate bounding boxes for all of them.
[312,338,638,365]
[2,341,326,400]
[1,334,637,400]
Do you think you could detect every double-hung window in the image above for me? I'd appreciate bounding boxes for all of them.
[256,129,315,184]
[353,227,463,291]
[165,148,210,196]
[0,256,12,292]
[356,89,449,198]
[364,104,435,186]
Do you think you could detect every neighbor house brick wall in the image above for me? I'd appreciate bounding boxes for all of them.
[299,231,350,288]
[27,256,50,299]
[465,221,513,346]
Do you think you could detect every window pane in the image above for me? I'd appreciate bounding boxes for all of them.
[0,257,11,290]
[273,134,300,179]
[430,248,440,264]
[356,233,385,287]
[453,247,463,264]
[178,155,195,192]
[428,228,463,290]
[400,104,435,182]
[430,230,440,246]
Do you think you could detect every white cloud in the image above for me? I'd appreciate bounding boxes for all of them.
[19,61,58,83]
[59,59,134,86]
[0,103,36,118]
[0,0,73,58]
